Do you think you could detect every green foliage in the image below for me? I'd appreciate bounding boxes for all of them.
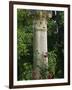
[17,9,64,80]
[56,11,64,26]
[37,64,48,79]
[48,50,57,76]
[47,11,64,78]
[18,63,32,80]
[17,9,33,80]
[47,19,57,34]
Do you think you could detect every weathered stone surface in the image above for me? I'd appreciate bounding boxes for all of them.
[33,11,52,79]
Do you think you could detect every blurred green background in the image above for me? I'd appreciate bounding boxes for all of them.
[17,9,64,80]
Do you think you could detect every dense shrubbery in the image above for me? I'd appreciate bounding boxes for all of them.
[17,9,64,80]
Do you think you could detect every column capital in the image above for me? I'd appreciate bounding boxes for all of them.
[31,10,52,19]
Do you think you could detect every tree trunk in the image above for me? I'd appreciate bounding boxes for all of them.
[33,11,48,79]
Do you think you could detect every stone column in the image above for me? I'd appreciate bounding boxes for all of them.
[32,11,52,79]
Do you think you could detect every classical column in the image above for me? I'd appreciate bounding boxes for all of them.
[32,11,52,79]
